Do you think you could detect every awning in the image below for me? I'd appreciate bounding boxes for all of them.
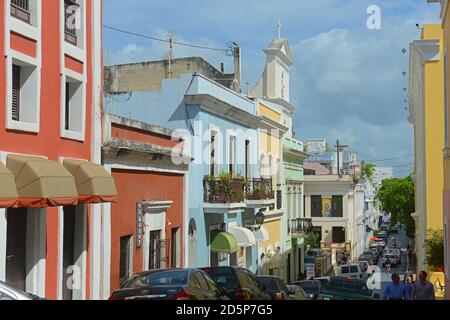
[210,231,238,254]
[228,225,256,247]
[0,163,19,208]
[7,155,78,208]
[253,226,270,242]
[63,159,118,204]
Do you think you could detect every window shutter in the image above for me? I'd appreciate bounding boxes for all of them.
[12,65,20,121]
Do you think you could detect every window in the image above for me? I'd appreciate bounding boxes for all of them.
[149,231,161,270]
[312,227,322,246]
[203,273,220,292]
[210,130,218,177]
[245,140,251,179]
[350,266,359,273]
[64,0,81,46]
[171,228,180,268]
[332,196,343,217]
[0,290,14,301]
[188,274,201,288]
[11,0,31,23]
[63,76,84,136]
[194,272,209,291]
[311,196,322,217]
[9,60,39,127]
[229,135,236,174]
[332,227,346,244]
[119,235,132,286]
[341,266,350,274]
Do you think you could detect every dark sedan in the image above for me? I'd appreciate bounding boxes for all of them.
[109,269,229,300]
[292,280,322,300]
[257,276,292,300]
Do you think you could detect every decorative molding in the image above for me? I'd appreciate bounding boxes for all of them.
[411,39,440,62]
[142,200,173,213]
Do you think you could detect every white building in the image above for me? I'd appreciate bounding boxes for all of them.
[304,139,327,155]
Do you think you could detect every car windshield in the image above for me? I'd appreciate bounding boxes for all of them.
[202,268,238,291]
[350,266,359,273]
[326,278,370,294]
[294,281,320,293]
[121,270,188,288]
[341,266,350,273]
[258,278,278,291]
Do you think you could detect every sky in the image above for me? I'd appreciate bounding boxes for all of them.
[103,0,441,177]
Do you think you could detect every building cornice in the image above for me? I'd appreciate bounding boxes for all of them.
[258,115,289,134]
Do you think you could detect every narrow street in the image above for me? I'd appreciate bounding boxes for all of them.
[373,228,410,297]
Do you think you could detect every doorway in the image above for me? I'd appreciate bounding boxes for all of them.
[287,253,291,283]
[6,208,27,291]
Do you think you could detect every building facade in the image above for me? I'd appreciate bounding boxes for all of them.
[0,0,117,300]
[408,24,444,273]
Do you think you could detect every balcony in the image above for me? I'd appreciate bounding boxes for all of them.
[244,178,275,208]
[64,0,79,45]
[11,0,30,23]
[290,218,313,238]
[203,176,246,213]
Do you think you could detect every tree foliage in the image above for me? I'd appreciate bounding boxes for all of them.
[375,176,415,230]
[425,229,444,269]
[361,162,375,184]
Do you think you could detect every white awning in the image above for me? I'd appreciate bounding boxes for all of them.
[228,225,256,247]
[253,226,269,242]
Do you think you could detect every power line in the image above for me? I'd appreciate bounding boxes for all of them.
[356,151,414,162]
[102,25,229,53]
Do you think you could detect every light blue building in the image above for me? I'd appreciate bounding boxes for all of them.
[105,58,275,272]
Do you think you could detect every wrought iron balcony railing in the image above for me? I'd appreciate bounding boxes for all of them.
[64,0,80,45]
[245,178,274,201]
[11,0,30,23]
[203,176,245,204]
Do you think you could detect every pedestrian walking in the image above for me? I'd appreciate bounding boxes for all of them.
[404,276,414,298]
[381,273,411,300]
[411,271,435,300]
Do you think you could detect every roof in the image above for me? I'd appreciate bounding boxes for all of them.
[303,163,330,175]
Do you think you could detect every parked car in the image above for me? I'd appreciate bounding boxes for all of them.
[109,269,229,300]
[200,267,270,300]
[0,281,45,300]
[356,261,369,275]
[257,276,292,300]
[291,280,322,300]
[318,276,380,300]
[358,255,374,266]
[337,264,365,280]
[314,277,331,288]
[286,285,310,300]
[382,253,401,267]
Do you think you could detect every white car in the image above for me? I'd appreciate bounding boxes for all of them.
[0,282,44,300]
[337,264,365,280]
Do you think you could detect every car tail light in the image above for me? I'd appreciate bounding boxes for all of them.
[234,289,250,300]
[275,292,285,300]
[108,295,117,301]
[173,289,193,301]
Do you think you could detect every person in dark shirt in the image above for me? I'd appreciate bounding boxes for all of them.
[412,271,435,300]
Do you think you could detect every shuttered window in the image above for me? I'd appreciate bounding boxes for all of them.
[12,65,21,121]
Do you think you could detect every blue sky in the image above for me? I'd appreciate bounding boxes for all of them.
[103,0,441,176]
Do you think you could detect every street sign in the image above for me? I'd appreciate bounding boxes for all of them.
[136,202,143,248]
[306,265,315,279]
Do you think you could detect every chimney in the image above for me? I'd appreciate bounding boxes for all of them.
[220,62,225,73]
[233,46,241,93]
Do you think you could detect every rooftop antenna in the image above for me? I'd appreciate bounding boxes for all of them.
[277,19,282,39]
[167,32,174,79]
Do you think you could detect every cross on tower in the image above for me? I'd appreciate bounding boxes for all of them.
[277,19,282,39]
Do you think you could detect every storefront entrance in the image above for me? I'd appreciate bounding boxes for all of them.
[6,208,27,291]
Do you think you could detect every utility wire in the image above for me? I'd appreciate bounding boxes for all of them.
[103,25,229,53]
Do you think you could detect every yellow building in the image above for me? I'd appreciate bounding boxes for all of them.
[408,24,444,275]
[257,100,287,277]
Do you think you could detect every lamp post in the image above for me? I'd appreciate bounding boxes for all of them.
[255,209,265,226]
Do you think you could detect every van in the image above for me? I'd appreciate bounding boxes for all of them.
[337,264,365,280]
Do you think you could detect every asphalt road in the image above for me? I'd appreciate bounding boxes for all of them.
[370,228,409,296]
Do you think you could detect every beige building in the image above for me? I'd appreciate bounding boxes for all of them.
[304,175,356,260]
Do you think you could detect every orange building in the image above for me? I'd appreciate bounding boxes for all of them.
[102,114,190,295]
[0,0,115,300]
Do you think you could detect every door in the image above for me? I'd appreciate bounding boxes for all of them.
[6,208,27,291]
[171,228,180,268]
[149,230,161,270]
[286,254,291,284]
[119,235,132,285]
[63,206,76,300]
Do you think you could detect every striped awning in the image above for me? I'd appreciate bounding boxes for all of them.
[63,159,117,204]
[0,162,19,208]
[7,155,78,208]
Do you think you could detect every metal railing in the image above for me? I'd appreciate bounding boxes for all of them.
[64,0,79,45]
[203,176,245,204]
[11,0,30,23]
[290,218,313,236]
[149,239,169,270]
[245,178,274,200]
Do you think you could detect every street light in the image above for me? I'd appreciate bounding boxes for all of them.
[255,210,265,226]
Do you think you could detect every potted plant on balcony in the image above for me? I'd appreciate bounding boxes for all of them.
[425,229,444,272]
